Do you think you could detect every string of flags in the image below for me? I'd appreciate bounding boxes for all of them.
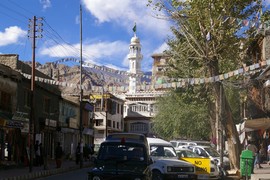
[205,10,270,41]
[54,58,152,80]
[21,59,270,93]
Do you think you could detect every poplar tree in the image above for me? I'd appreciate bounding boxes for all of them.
[148,0,269,170]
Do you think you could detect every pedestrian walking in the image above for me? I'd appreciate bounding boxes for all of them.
[246,140,257,174]
[267,143,270,164]
[254,144,263,169]
[34,140,41,166]
[76,143,81,165]
[39,143,44,165]
[55,142,63,168]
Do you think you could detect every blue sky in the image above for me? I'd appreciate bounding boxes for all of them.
[0,0,171,72]
[1,1,270,74]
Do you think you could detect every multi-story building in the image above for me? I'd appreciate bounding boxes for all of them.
[0,54,63,164]
[0,54,95,165]
[151,53,170,87]
[115,32,167,137]
[59,95,94,160]
[0,63,23,163]
[92,92,124,146]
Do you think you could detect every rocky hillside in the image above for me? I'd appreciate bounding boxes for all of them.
[24,61,131,94]
[24,61,152,95]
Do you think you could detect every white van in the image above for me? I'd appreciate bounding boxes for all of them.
[147,137,197,180]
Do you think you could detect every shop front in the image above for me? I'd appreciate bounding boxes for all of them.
[0,113,29,166]
[238,118,270,162]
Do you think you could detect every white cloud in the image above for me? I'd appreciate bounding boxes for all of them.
[153,42,169,54]
[79,0,172,71]
[122,54,129,68]
[40,40,128,64]
[82,0,171,37]
[104,63,127,71]
[40,0,51,10]
[75,15,80,25]
[265,0,270,5]
[0,26,27,46]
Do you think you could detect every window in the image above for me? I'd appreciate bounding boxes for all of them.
[113,121,115,128]
[43,97,50,114]
[0,91,12,111]
[108,120,111,127]
[95,119,103,126]
[24,89,31,108]
[130,122,148,132]
[95,99,102,111]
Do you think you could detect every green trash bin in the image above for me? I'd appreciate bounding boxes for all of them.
[240,150,254,177]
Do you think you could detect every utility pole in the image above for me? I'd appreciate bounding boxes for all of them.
[219,83,224,169]
[79,5,83,168]
[28,16,43,172]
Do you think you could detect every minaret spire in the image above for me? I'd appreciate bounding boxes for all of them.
[128,23,143,94]
[132,22,137,36]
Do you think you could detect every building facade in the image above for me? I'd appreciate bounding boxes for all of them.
[117,33,167,137]
[0,54,63,165]
[92,93,124,146]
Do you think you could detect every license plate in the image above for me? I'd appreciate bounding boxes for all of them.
[198,174,209,179]
[178,174,188,178]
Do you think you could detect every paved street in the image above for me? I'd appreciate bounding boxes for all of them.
[36,168,89,180]
[1,159,270,180]
[0,159,93,180]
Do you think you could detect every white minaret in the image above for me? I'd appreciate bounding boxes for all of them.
[128,24,143,94]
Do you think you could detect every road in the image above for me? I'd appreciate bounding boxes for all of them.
[37,168,90,180]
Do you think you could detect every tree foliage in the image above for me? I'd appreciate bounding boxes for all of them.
[148,0,270,170]
[153,87,210,140]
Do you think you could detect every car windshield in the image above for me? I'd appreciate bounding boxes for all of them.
[150,145,177,157]
[204,147,220,157]
[195,141,210,146]
[170,142,177,147]
[177,150,200,158]
[98,143,146,162]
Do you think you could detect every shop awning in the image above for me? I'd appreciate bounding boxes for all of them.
[243,118,270,131]
[0,112,25,128]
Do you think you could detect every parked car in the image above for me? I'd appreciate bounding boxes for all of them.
[88,133,152,180]
[147,137,197,180]
[170,140,212,149]
[189,145,230,171]
[170,140,193,148]
[175,147,221,179]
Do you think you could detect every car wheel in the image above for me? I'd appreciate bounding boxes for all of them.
[152,170,163,180]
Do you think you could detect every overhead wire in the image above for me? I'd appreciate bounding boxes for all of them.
[0,1,29,20]
[8,0,36,17]
[0,1,131,82]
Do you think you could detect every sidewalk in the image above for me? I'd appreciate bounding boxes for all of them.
[0,159,93,180]
[226,162,270,180]
[250,163,270,180]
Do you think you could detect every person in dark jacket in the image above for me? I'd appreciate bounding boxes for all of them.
[76,143,81,165]
[55,142,63,168]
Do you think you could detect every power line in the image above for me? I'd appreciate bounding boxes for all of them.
[8,0,36,16]
[0,1,29,20]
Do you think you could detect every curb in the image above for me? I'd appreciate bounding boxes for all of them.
[1,164,92,180]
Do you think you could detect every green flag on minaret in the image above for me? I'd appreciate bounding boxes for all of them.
[132,23,136,33]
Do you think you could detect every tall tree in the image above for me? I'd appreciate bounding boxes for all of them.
[148,0,267,170]
[153,88,210,140]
